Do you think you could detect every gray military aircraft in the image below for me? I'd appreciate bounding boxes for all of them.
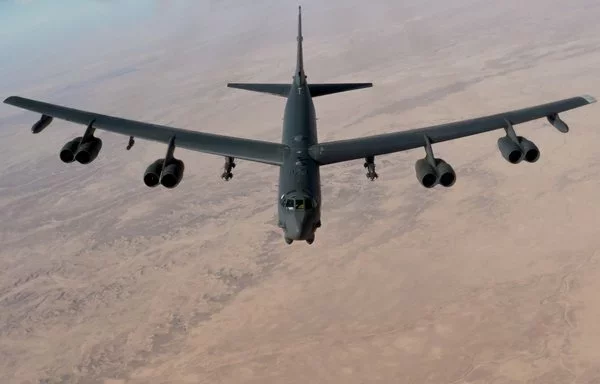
[3,6,597,245]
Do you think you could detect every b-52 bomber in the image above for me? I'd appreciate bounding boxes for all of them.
[3,6,596,245]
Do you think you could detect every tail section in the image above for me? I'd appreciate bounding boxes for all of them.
[295,5,306,86]
[308,83,373,97]
[226,6,304,98]
[227,83,291,97]
[227,6,373,98]
[296,6,373,97]
[226,82,373,98]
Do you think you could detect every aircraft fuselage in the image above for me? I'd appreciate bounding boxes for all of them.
[277,78,321,244]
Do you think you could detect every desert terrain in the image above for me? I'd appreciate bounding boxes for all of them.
[2,0,600,383]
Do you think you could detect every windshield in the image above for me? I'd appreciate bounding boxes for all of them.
[284,198,315,210]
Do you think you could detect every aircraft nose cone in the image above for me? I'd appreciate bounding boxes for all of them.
[285,213,308,240]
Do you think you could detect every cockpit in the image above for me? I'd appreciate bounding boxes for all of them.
[279,192,319,243]
[283,197,316,211]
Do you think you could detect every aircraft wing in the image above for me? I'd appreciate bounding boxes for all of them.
[3,96,287,166]
[309,95,596,165]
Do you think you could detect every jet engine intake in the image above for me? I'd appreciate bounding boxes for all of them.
[518,136,540,163]
[436,159,456,187]
[415,158,438,188]
[75,137,103,164]
[497,136,524,164]
[144,159,165,187]
[59,137,82,163]
[160,159,185,189]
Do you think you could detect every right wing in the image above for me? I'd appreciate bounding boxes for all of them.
[309,95,596,165]
[4,96,288,166]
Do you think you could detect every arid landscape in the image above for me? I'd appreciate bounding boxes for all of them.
[2,0,600,383]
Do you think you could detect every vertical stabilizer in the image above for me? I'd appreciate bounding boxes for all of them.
[227,6,372,98]
[295,6,306,85]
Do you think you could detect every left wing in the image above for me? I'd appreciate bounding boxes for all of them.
[309,95,596,165]
[3,96,287,166]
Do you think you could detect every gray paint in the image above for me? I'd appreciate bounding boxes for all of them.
[276,9,321,243]
[3,6,597,245]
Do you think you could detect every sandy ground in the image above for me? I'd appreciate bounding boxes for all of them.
[2,0,600,383]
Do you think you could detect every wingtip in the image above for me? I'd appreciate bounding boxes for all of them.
[3,96,17,104]
[582,94,597,104]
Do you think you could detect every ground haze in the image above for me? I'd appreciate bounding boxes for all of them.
[2,0,600,383]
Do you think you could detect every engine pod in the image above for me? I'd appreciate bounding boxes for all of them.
[160,159,185,189]
[415,158,438,188]
[144,159,165,187]
[75,137,103,164]
[518,137,540,163]
[497,136,524,164]
[59,137,82,163]
[436,159,456,187]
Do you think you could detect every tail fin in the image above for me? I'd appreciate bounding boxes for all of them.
[296,6,373,97]
[295,6,306,86]
[227,7,373,98]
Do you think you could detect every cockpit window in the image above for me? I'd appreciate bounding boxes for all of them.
[283,197,316,210]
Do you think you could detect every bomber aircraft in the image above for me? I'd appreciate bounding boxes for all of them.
[3,6,597,245]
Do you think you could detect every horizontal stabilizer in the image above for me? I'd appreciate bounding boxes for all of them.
[309,83,373,97]
[227,83,291,97]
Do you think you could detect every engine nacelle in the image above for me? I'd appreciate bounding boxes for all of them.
[415,158,438,188]
[144,159,165,187]
[32,115,53,134]
[436,159,456,187]
[518,136,540,163]
[59,137,82,163]
[160,159,185,189]
[75,137,102,164]
[497,136,524,164]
